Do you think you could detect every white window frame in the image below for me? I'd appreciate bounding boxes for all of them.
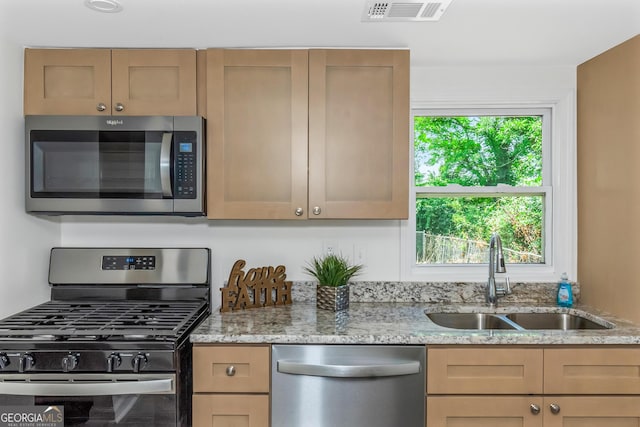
[401,100,576,283]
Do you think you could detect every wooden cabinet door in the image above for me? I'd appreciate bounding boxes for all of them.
[205,49,309,219]
[193,394,269,427]
[427,396,544,427]
[111,49,196,116]
[193,345,270,393]
[543,396,640,427]
[24,48,111,115]
[427,347,544,394]
[308,49,409,219]
[544,348,640,394]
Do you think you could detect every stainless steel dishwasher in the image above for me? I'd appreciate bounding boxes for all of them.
[272,345,425,427]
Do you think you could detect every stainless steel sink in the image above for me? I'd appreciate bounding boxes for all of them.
[425,310,614,330]
[426,313,516,330]
[504,312,610,330]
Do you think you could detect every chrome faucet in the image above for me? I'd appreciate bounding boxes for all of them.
[486,233,510,307]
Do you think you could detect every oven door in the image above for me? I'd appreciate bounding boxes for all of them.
[0,374,178,426]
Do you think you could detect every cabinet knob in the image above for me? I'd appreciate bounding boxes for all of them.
[294,208,304,216]
[96,103,107,112]
[549,403,561,415]
[312,206,321,215]
[115,103,125,112]
[225,365,236,376]
[530,404,540,415]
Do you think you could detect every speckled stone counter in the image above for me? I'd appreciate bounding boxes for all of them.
[190,281,640,345]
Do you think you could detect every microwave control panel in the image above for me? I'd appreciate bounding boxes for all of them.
[175,132,197,199]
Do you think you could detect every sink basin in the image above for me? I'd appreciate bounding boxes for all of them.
[504,312,611,330]
[425,310,614,330]
[426,313,516,330]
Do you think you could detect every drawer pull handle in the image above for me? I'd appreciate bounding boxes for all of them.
[530,404,540,415]
[549,403,561,415]
[225,365,236,376]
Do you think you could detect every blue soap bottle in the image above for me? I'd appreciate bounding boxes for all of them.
[556,272,573,308]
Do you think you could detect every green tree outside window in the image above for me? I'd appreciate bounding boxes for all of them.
[414,116,544,264]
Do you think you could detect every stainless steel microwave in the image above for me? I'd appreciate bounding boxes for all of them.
[26,115,205,216]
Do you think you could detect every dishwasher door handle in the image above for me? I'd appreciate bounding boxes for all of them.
[277,360,421,378]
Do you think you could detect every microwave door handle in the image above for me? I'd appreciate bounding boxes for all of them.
[160,132,173,197]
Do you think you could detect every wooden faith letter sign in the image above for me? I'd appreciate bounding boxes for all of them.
[220,259,293,312]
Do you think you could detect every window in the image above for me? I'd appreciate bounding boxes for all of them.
[405,107,562,280]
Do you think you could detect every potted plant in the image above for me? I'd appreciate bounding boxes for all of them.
[303,253,363,311]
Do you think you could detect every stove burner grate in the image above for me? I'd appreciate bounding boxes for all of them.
[0,300,206,340]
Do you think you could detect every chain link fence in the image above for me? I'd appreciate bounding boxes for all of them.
[416,232,543,264]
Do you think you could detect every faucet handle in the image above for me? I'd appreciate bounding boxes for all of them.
[496,277,512,297]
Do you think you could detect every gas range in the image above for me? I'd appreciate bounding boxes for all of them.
[0,247,211,426]
[0,300,207,373]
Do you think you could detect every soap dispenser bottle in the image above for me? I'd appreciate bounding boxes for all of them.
[556,272,573,308]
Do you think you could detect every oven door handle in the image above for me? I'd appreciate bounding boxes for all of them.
[160,132,173,197]
[0,378,174,396]
[277,360,421,378]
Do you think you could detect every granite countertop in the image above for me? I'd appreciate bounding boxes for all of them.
[190,281,640,345]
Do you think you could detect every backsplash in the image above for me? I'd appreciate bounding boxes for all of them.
[292,281,580,305]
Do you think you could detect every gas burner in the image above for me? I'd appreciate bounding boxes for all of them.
[0,300,207,341]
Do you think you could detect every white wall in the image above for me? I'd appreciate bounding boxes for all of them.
[0,35,60,318]
[60,64,577,309]
[60,218,400,308]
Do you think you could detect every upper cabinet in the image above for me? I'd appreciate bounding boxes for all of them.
[204,48,409,220]
[577,35,640,322]
[24,48,198,116]
[204,49,309,220]
[309,50,409,219]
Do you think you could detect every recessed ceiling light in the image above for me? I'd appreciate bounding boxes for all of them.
[84,0,123,13]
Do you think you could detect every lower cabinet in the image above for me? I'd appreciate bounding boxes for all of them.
[543,396,640,426]
[191,344,640,426]
[426,346,640,427]
[192,345,270,427]
[427,396,640,426]
[193,394,269,427]
[427,396,543,426]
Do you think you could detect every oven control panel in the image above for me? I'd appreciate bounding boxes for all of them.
[0,350,172,373]
[102,255,156,271]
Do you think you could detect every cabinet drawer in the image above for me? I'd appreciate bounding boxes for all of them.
[193,394,269,427]
[545,348,640,394]
[427,347,543,394]
[427,396,543,427]
[193,345,270,393]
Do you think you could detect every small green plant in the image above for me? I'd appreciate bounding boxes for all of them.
[303,253,363,287]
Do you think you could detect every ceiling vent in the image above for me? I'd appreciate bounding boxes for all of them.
[362,0,453,22]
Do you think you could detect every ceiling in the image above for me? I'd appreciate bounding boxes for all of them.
[1,0,638,67]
